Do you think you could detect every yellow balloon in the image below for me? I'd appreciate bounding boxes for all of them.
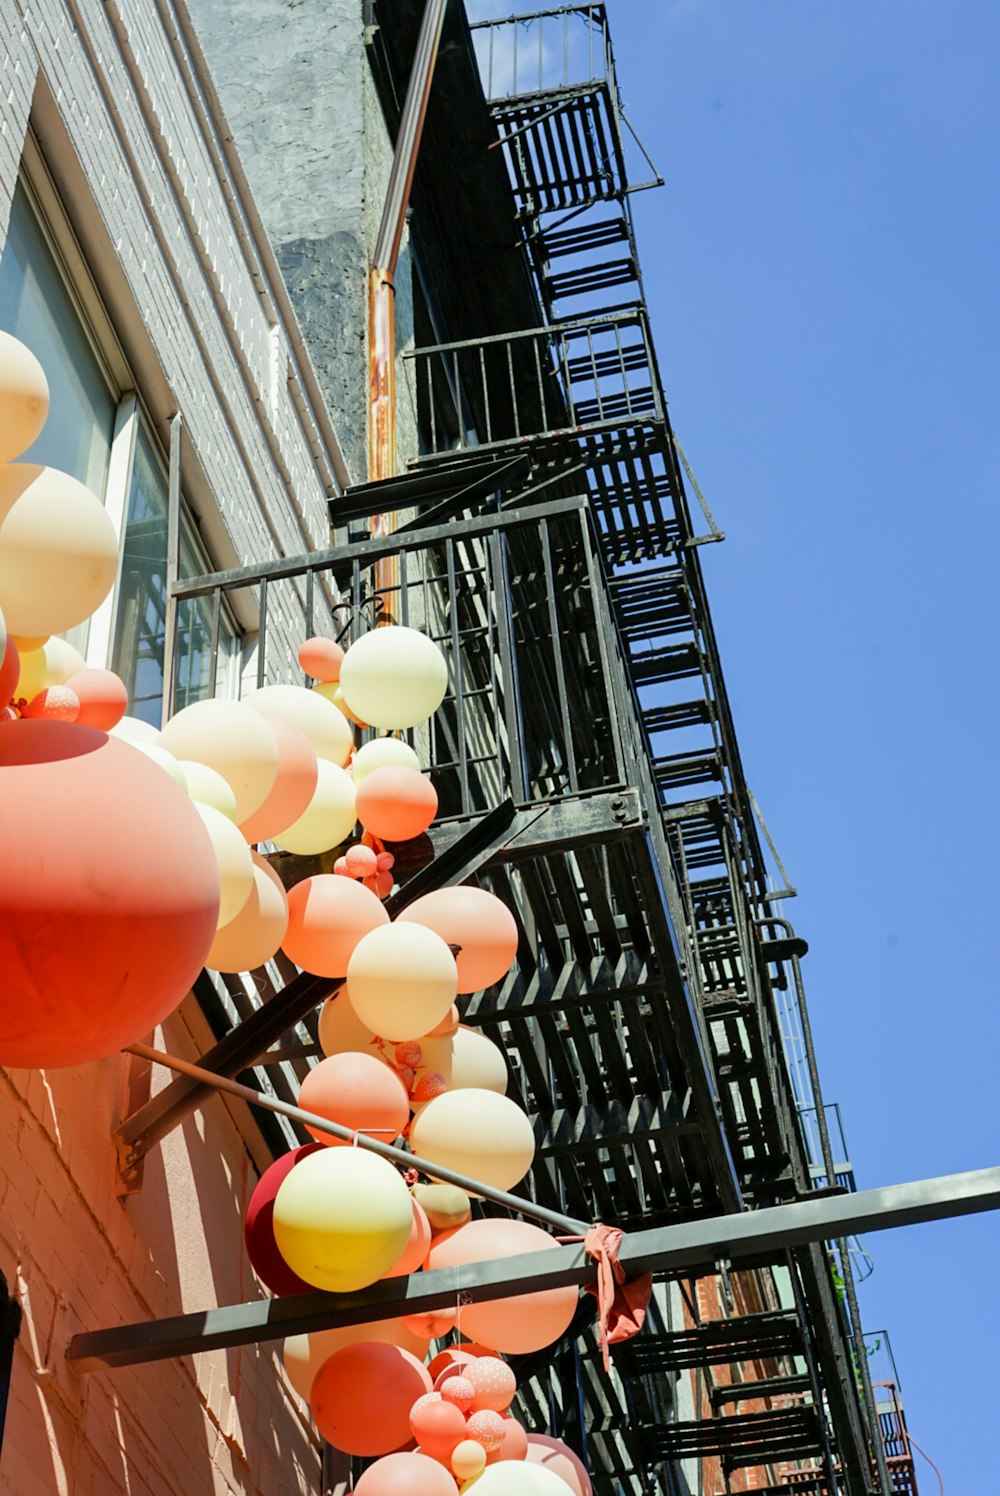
[318,992,382,1059]
[131,741,189,791]
[194,801,255,927]
[452,1442,488,1482]
[270,758,356,855]
[415,1026,508,1102]
[0,333,49,464]
[0,464,119,637]
[347,924,457,1042]
[282,1319,427,1402]
[207,853,288,972]
[272,1147,413,1293]
[351,735,421,785]
[410,1182,472,1233]
[244,682,353,768]
[110,714,161,745]
[160,698,279,822]
[14,635,88,703]
[339,626,448,730]
[179,760,239,819]
[409,1089,536,1193]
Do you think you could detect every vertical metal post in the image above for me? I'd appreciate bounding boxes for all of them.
[321,1444,352,1495]
[0,1272,23,1464]
[161,413,182,723]
[488,530,527,804]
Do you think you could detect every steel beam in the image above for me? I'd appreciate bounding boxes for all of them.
[67,1165,1000,1373]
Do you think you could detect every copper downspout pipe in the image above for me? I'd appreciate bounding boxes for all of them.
[369,0,449,613]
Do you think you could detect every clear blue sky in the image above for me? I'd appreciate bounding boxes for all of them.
[606,0,999,1485]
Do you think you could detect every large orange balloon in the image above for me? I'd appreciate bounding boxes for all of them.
[356,766,437,842]
[283,1320,427,1402]
[311,1343,431,1456]
[354,1453,456,1496]
[0,723,220,1067]
[298,1052,410,1146]
[426,1220,577,1355]
[398,886,518,994]
[238,716,318,844]
[525,1436,593,1496]
[283,874,390,977]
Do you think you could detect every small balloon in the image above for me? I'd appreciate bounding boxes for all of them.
[64,668,128,731]
[409,1182,472,1234]
[298,635,345,683]
[467,1410,507,1453]
[298,1052,410,1146]
[440,1375,475,1412]
[466,1357,517,1414]
[452,1441,488,1482]
[409,1395,467,1464]
[23,684,79,721]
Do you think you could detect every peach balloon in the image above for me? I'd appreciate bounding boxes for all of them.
[425,1220,577,1355]
[409,1183,472,1233]
[160,698,279,822]
[385,1197,432,1277]
[415,1026,508,1100]
[0,332,49,463]
[207,853,289,971]
[452,1441,488,1482]
[298,635,344,683]
[0,464,119,637]
[408,1090,535,1194]
[317,990,383,1059]
[354,1453,456,1496]
[283,1320,427,1402]
[398,886,518,994]
[244,681,353,768]
[298,1052,410,1146]
[311,1343,432,1456]
[525,1437,593,1496]
[270,757,356,855]
[409,1396,467,1463]
[236,715,318,843]
[64,668,128,731]
[283,875,390,977]
[466,1357,517,1414]
[347,923,457,1042]
[403,1309,458,1341]
[356,765,438,842]
[488,1418,530,1465]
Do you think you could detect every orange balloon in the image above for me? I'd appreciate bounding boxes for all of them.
[426,1221,577,1355]
[385,1197,432,1278]
[356,765,437,842]
[403,1309,458,1341]
[398,886,518,994]
[299,635,344,683]
[425,1003,460,1038]
[283,874,390,976]
[488,1418,530,1464]
[238,716,318,844]
[0,723,220,1066]
[311,1343,431,1456]
[298,1052,410,1146]
[354,1453,456,1496]
[525,1436,593,1496]
[63,669,128,731]
[465,1357,516,1413]
[409,1396,467,1464]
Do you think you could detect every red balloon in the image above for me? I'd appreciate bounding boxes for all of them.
[0,636,19,711]
[0,723,221,1067]
[64,668,128,731]
[525,1435,593,1496]
[397,886,518,994]
[356,765,437,842]
[244,1143,322,1295]
[385,1197,432,1278]
[298,635,344,684]
[354,1452,456,1496]
[409,1396,467,1463]
[239,716,318,844]
[487,1417,530,1464]
[312,1343,431,1456]
[283,874,390,976]
[23,685,79,722]
[299,1052,410,1146]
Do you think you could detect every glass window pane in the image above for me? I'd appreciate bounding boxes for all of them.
[0,182,116,496]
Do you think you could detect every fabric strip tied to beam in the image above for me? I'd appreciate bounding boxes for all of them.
[583,1224,653,1371]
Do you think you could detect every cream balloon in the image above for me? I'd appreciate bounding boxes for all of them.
[339,626,448,730]
[131,741,189,792]
[110,715,161,746]
[194,801,256,927]
[317,993,383,1060]
[409,1090,535,1193]
[179,760,239,819]
[282,1319,427,1402]
[351,735,421,785]
[272,1147,413,1293]
[0,333,49,464]
[271,758,357,855]
[244,682,353,768]
[160,698,279,822]
[207,853,288,971]
[462,1463,575,1495]
[14,635,88,703]
[415,1026,509,1102]
[0,464,119,637]
[347,924,458,1042]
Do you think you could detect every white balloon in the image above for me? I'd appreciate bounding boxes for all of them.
[339,626,448,730]
[110,714,161,745]
[351,735,421,785]
[463,1463,574,1495]
[194,801,255,927]
[131,741,188,791]
[179,760,239,820]
[271,758,357,855]
[243,682,353,768]
[0,332,49,463]
[160,698,279,822]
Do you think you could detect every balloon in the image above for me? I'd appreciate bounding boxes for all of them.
[131,741,188,791]
[0,464,119,636]
[283,1319,428,1402]
[237,716,318,843]
[0,723,220,1067]
[0,333,49,463]
[243,681,352,768]
[160,698,279,822]
[179,760,239,819]
[524,1438,593,1496]
[398,886,519,994]
[63,668,128,731]
[283,875,390,977]
[410,1183,472,1233]
[318,990,383,1058]
[110,714,160,745]
[298,635,344,684]
[488,1418,529,1465]
[426,1003,460,1038]
[356,766,438,842]
[415,1026,508,1101]
[409,1396,467,1463]
[428,1347,487,1382]
[270,758,356,854]
[272,1147,413,1292]
[409,1091,536,1195]
[207,852,289,971]
[425,1220,576,1355]
[316,680,369,728]
[347,924,457,1042]
[466,1358,517,1414]
[403,1308,458,1340]
[23,684,79,721]
[385,1197,432,1278]
[193,801,255,926]
[311,1343,432,1456]
[15,635,87,704]
[453,1441,488,1482]
[298,1052,410,1146]
[352,735,421,785]
[0,635,18,711]
[467,1411,507,1452]
[354,1452,456,1496]
[244,1143,323,1295]
[440,1375,475,1412]
[339,626,448,730]
[460,1464,572,1495]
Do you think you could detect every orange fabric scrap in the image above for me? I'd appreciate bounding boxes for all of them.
[583,1223,653,1371]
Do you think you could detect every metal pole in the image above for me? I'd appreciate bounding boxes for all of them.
[160,413,182,723]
